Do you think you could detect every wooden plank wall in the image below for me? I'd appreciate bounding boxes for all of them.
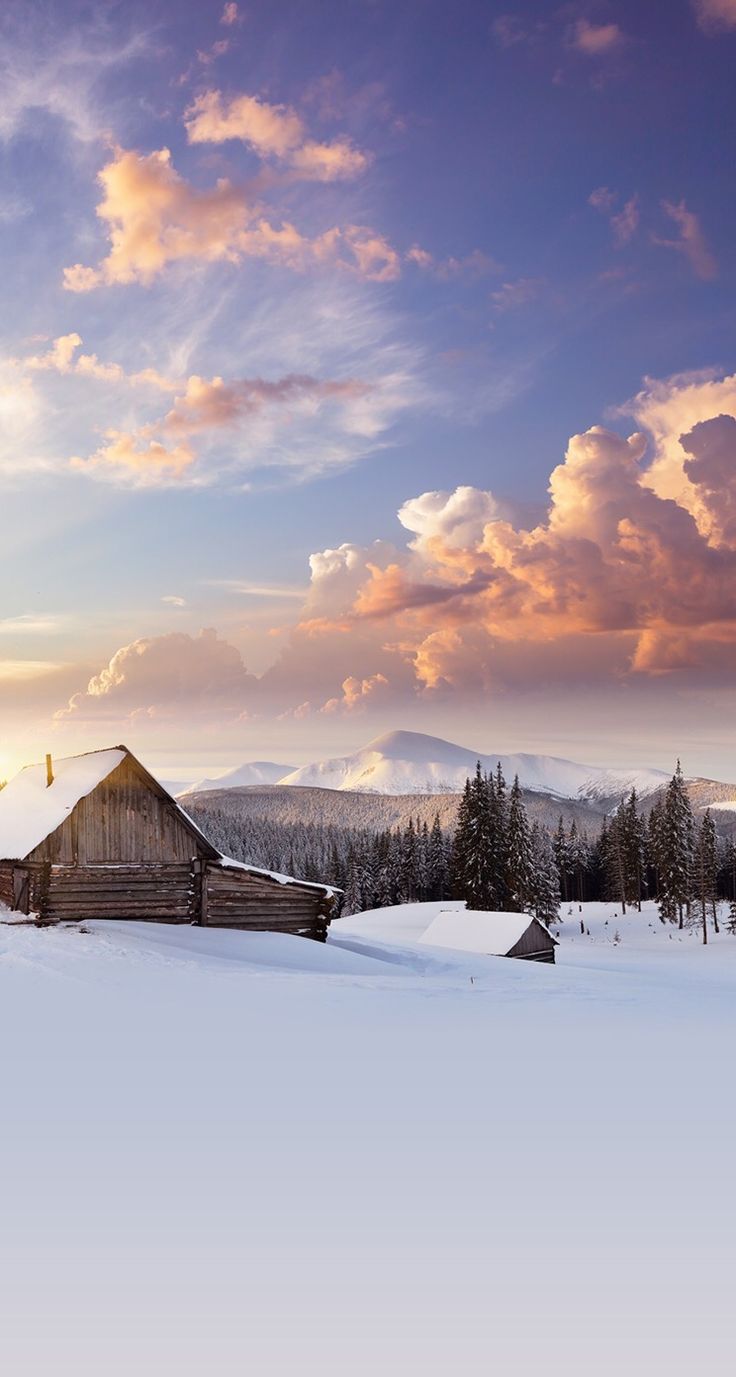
[21,863,196,924]
[0,863,16,909]
[202,863,330,940]
[44,864,195,924]
[508,920,556,962]
[27,757,208,866]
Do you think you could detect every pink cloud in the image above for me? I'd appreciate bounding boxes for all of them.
[654,200,717,280]
[693,0,736,30]
[571,18,624,55]
[57,629,256,722]
[161,372,369,434]
[63,147,396,290]
[185,89,369,181]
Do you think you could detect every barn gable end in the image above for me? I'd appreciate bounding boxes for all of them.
[506,917,558,963]
[25,753,218,866]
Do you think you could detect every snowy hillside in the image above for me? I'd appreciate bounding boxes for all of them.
[183,760,295,795]
[279,729,670,800]
[1,901,734,1374]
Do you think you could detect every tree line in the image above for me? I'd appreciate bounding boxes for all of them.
[189,761,736,937]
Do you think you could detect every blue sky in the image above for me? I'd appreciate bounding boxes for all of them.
[0,0,735,780]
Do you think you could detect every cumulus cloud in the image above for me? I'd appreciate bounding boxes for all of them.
[693,0,736,30]
[63,147,397,290]
[398,486,505,552]
[680,415,736,546]
[627,368,736,523]
[51,371,736,727]
[281,378,736,697]
[221,3,240,25]
[320,673,390,714]
[653,200,717,280]
[57,628,256,721]
[185,90,369,181]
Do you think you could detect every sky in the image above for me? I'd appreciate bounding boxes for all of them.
[0,0,735,783]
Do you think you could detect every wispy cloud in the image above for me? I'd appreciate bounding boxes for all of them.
[654,199,717,280]
[491,277,543,312]
[0,15,149,144]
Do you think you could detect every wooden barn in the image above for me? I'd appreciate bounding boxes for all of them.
[418,909,559,963]
[0,746,335,939]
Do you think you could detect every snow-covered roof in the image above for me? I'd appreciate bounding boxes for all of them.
[216,854,339,899]
[0,745,219,863]
[0,748,127,861]
[418,909,558,957]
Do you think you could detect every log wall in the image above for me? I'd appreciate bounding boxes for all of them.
[202,863,330,940]
[14,862,197,924]
[0,859,332,939]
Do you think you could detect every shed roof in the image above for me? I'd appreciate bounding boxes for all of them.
[418,909,558,957]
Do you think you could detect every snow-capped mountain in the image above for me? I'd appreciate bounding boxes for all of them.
[278,730,671,801]
[184,761,295,795]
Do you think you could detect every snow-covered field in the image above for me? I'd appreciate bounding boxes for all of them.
[1,900,734,1375]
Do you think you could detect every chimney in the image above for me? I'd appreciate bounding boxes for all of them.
[46,754,54,788]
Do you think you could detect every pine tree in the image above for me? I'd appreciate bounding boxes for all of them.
[554,817,572,904]
[451,778,473,899]
[506,776,534,912]
[428,813,448,900]
[695,809,719,944]
[602,801,629,912]
[568,821,585,904]
[659,761,694,927]
[343,849,365,915]
[490,764,510,909]
[529,822,561,926]
[401,818,419,902]
[623,789,646,910]
[462,763,497,910]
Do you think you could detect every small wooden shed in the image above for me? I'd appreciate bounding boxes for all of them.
[418,909,558,963]
[0,745,335,939]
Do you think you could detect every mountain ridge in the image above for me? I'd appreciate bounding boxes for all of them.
[275,730,672,802]
[175,728,736,807]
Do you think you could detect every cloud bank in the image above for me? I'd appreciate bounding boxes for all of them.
[50,369,736,733]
